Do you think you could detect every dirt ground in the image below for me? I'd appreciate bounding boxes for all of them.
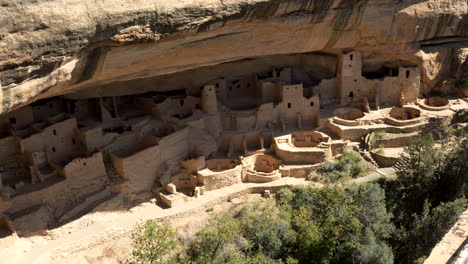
[0,165,400,264]
[1,177,305,264]
[48,193,264,264]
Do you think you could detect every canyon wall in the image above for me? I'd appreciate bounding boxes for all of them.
[0,0,467,113]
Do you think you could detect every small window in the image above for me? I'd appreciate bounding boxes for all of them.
[72,138,76,145]
[215,83,219,88]
[83,162,87,166]
[310,102,314,107]
[349,92,354,98]
[53,129,57,136]
[350,54,353,61]
[288,103,292,108]
[180,99,184,106]
[52,147,56,152]
[354,79,357,82]
[9,117,16,124]
[247,83,251,88]
[237,84,240,89]
[349,64,352,68]
[195,104,200,109]
[406,70,410,78]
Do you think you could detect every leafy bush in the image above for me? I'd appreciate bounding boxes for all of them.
[238,201,295,259]
[130,220,178,264]
[317,150,368,183]
[188,214,242,263]
[372,131,388,149]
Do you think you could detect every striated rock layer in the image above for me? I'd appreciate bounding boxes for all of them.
[0,0,467,113]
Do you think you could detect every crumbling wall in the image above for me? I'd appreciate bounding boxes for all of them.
[19,117,79,166]
[198,164,242,191]
[32,100,66,121]
[77,126,117,154]
[0,136,18,161]
[154,96,200,119]
[159,128,190,162]
[59,152,108,195]
[314,78,337,105]
[117,144,161,193]
[0,106,34,134]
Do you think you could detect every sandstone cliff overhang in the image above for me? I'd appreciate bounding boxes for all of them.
[0,0,467,114]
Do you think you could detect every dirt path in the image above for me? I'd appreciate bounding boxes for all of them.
[5,169,395,264]
[16,178,310,264]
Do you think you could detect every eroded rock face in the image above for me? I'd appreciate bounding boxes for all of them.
[0,0,467,114]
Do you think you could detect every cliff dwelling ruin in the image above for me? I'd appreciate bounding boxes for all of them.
[0,48,466,237]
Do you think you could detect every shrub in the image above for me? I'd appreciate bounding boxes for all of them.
[239,201,295,259]
[188,214,241,263]
[130,220,178,264]
[372,131,388,150]
[317,150,368,183]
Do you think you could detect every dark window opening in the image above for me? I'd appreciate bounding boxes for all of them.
[72,139,76,145]
[406,70,410,78]
[310,102,314,107]
[53,129,57,136]
[195,104,200,109]
[237,84,240,89]
[247,83,251,88]
[350,54,353,61]
[349,92,354,97]
[83,162,87,166]
[180,99,184,106]
[349,64,352,68]
[49,104,53,109]
[288,103,292,108]
[229,86,232,91]
[9,117,16,124]
[52,147,56,152]
[354,79,357,82]
[215,83,219,88]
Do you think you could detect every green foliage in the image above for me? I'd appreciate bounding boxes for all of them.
[393,198,468,263]
[276,184,394,264]
[372,131,388,149]
[317,150,368,183]
[348,183,394,239]
[130,220,178,264]
[129,130,467,264]
[384,130,468,263]
[291,187,363,263]
[238,201,295,259]
[188,214,241,263]
[348,183,395,264]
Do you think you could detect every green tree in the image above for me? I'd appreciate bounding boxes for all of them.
[348,183,395,264]
[239,201,295,259]
[130,220,178,264]
[287,186,363,263]
[394,198,467,263]
[188,213,241,263]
